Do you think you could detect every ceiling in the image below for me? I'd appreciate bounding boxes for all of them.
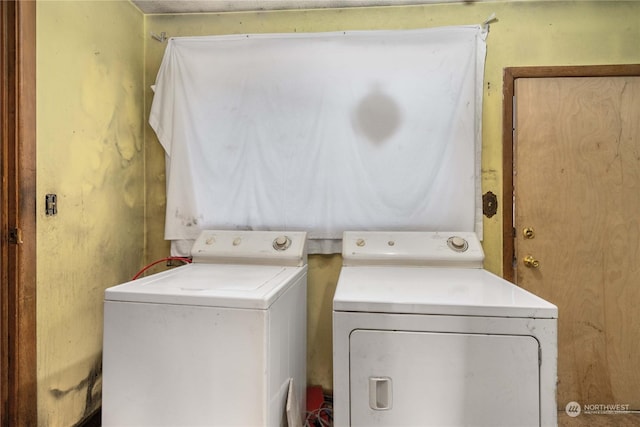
[131,0,469,14]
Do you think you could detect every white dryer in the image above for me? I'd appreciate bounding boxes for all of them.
[333,231,557,427]
[102,230,308,426]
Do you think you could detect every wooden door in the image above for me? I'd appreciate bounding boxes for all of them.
[1,1,37,425]
[513,76,640,409]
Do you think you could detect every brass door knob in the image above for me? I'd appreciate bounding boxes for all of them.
[523,255,540,268]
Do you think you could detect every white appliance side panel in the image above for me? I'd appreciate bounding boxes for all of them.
[349,330,540,427]
[102,301,267,426]
[267,274,307,426]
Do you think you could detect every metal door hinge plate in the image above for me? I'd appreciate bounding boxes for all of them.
[9,227,23,244]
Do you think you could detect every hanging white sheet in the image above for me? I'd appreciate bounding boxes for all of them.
[149,25,487,255]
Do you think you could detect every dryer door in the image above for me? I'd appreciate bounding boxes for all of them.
[349,330,540,426]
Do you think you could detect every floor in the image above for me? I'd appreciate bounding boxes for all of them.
[86,408,640,426]
[558,412,640,427]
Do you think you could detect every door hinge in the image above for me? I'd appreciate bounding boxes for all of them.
[9,227,23,244]
[512,94,517,132]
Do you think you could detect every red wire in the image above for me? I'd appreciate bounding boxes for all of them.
[132,257,192,280]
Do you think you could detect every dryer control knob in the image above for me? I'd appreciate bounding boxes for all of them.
[273,235,291,251]
[447,236,469,252]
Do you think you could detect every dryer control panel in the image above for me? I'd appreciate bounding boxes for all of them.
[342,231,483,267]
[191,230,307,266]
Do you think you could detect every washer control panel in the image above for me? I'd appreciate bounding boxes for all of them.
[342,231,484,267]
[191,230,307,266]
[447,236,469,252]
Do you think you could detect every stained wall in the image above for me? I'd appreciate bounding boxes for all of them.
[32,2,640,424]
[36,1,145,424]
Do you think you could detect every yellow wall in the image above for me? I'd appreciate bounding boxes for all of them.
[34,1,640,424]
[36,1,145,425]
[144,0,640,392]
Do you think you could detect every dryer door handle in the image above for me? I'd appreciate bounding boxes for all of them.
[369,377,393,410]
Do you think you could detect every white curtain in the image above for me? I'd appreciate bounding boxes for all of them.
[149,25,487,255]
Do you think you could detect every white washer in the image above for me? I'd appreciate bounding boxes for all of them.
[102,230,308,427]
[333,231,558,427]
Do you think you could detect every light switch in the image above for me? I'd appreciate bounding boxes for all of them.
[45,194,57,216]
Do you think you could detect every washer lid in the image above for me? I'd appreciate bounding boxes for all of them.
[105,263,306,309]
[333,266,557,318]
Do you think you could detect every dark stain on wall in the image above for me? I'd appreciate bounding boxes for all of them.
[49,354,103,426]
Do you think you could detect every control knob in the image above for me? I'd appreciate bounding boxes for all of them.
[447,236,469,252]
[273,235,291,251]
